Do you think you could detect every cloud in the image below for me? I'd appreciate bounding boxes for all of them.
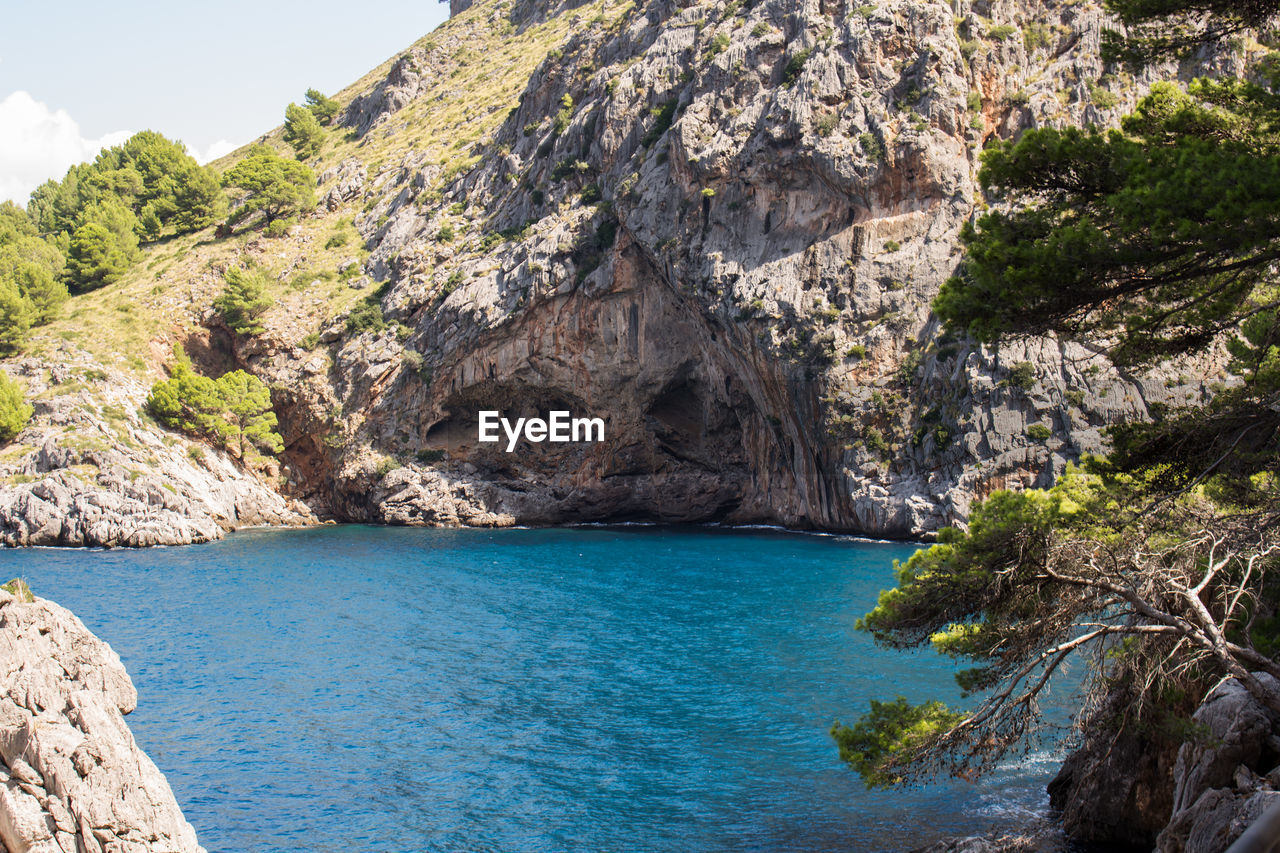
[0,91,131,205]
[194,139,240,165]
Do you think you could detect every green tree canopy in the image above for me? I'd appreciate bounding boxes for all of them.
[65,221,132,292]
[839,0,1280,788]
[213,266,274,336]
[0,372,32,442]
[147,348,283,461]
[305,88,341,125]
[0,202,67,325]
[214,370,284,459]
[221,145,316,228]
[283,103,324,160]
[27,131,222,242]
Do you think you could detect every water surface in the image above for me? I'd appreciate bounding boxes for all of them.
[2,525,1057,852]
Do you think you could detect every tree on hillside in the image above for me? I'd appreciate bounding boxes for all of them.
[213,266,274,336]
[147,348,283,461]
[213,370,284,459]
[28,131,222,243]
[65,222,132,292]
[305,88,340,125]
[221,145,316,229]
[0,203,67,325]
[0,372,32,442]
[0,284,32,355]
[836,0,1280,787]
[283,103,324,160]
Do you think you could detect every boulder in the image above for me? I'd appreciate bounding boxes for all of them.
[0,590,204,852]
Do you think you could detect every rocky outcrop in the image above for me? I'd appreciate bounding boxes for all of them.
[1045,674,1280,851]
[1047,721,1181,846]
[262,0,1245,537]
[0,353,312,548]
[0,585,204,852]
[1157,675,1280,853]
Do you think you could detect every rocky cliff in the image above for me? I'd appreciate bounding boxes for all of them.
[0,0,1254,543]
[0,583,204,852]
[256,0,1241,536]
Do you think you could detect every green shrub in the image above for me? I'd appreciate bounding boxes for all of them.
[987,24,1017,40]
[1,579,33,602]
[782,47,814,87]
[642,100,678,147]
[705,32,731,60]
[1003,361,1037,391]
[346,301,386,335]
[436,223,455,243]
[883,240,901,252]
[415,448,446,464]
[863,426,890,456]
[1089,82,1120,109]
[375,457,402,478]
[552,94,574,135]
[859,132,885,162]
[845,344,867,360]
[0,372,32,442]
[214,266,274,336]
[1027,423,1053,441]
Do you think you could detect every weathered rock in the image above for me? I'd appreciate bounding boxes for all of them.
[277,0,1238,536]
[1047,721,1181,847]
[0,589,204,852]
[1156,675,1280,853]
[0,356,312,548]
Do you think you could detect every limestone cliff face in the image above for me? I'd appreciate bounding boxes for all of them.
[0,586,204,852]
[0,0,1246,545]
[0,350,311,548]
[256,0,1241,536]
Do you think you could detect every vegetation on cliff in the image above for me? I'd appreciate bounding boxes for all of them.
[0,373,32,443]
[837,0,1280,786]
[147,348,283,462]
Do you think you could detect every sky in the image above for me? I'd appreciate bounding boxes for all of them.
[0,0,451,205]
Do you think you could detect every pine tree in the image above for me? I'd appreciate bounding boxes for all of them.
[304,88,340,125]
[283,103,324,160]
[65,222,131,292]
[213,266,274,336]
[0,372,32,442]
[221,145,316,228]
[214,370,283,459]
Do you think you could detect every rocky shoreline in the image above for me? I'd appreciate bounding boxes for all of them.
[0,584,203,853]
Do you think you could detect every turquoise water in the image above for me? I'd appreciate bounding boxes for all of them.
[1,526,1057,852]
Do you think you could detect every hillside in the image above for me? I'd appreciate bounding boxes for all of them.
[0,0,1256,545]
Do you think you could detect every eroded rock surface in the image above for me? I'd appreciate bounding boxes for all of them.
[0,587,203,853]
[1156,675,1280,853]
[258,0,1242,537]
[0,352,311,548]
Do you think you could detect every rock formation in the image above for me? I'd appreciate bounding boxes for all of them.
[0,584,204,852]
[256,0,1240,537]
[0,0,1252,544]
[0,350,311,548]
